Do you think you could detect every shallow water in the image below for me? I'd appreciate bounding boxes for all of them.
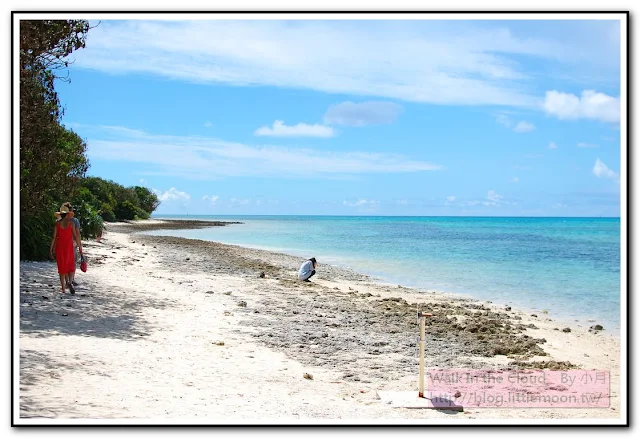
[148,215,622,335]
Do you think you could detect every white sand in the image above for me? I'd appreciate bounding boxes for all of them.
[17,225,623,424]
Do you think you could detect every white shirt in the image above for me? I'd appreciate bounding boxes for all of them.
[298,260,314,280]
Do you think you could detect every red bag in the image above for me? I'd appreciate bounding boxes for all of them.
[80,255,87,273]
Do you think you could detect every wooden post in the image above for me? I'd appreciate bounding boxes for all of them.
[417,311,432,398]
[418,315,426,398]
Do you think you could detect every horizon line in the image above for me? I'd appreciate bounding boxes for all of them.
[151,214,621,219]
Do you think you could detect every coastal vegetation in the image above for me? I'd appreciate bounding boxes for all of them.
[19,20,160,260]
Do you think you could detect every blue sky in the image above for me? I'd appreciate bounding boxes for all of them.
[56,18,623,216]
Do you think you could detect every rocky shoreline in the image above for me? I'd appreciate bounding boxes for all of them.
[108,219,242,233]
[115,221,577,373]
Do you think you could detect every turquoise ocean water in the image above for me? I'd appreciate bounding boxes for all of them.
[147,216,622,335]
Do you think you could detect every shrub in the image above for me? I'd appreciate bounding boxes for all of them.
[114,200,138,221]
[99,202,116,222]
[72,201,104,239]
[134,207,150,220]
[20,202,58,260]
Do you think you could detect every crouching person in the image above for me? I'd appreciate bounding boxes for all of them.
[298,257,318,282]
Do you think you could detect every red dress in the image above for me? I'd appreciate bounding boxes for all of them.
[55,221,76,274]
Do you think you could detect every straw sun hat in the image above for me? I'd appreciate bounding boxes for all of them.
[54,204,75,219]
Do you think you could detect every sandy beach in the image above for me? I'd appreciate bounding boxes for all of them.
[17,220,623,424]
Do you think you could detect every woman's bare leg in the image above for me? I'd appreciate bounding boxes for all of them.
[59,274,66,293]
[66,274,75,294]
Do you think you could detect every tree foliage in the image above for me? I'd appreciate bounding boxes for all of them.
[71,201,104,239]
[20,20,90,214]
[20,201,58,260]
[114,200,139,221]
[74,177,160,222]
[20,20,90,259]
[133,186,161,214]
[20,20,89,75]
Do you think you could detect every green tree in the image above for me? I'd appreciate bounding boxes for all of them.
[82,177,116,205]
[75,178,161,221]
[20,20,89,72]
[133,186,160,215]
[113,200,138,221]
[71,186,100,210]
[114,185,139,207]
[100,203,116,222]
[20,20,90,216]
[20,20,90,260]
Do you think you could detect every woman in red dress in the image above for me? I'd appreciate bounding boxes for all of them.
[49,205,83,294]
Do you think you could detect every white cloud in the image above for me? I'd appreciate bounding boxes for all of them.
[577,142,599,148]
[230,198,250,205]
[487,190,503,202]
[254,120,335,138]
[83,125,442,180]
[512,177,520,183]
[343,199,379,207]
[548,142,558,149]
[139,178,147,185]
[324,101,403,126]
[494,113,535,133]
[396,199,408,205]
[513,121,536,133]
[204,121,213,128]
[483,190,512,206]
[444,195,457,206]
[447,191,513,208]
[543,90,620,123]
[153,187,191,202]
[202,195,219,205]
[70,20,618,109]
[494,113,513,128]
[593,158,619,182]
